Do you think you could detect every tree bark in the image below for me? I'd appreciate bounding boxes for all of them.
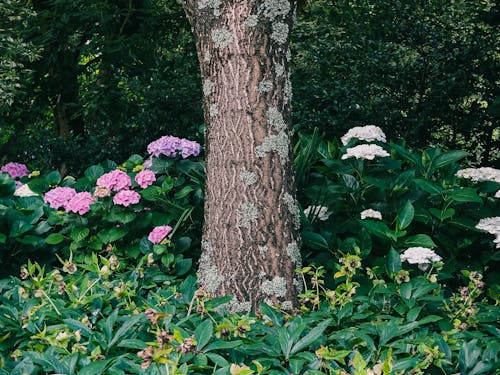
[181,0,301,312]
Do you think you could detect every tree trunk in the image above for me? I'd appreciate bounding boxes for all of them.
[181,0,301,312]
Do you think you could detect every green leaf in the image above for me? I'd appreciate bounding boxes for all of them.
[401,234,436,248]
[63,318,93,337]
[290,319,331,355]
[429,208,455,221]
[391,144,422,168]
[195,319,213,350]
[386,248,402,274]
[204,340,243,352]
[414,179,443,195]
[449,188,482,203]
[0,233,6,244]
[45,233,65,244]
[360,220,397,242]
[174,185,194,200]
[301,231,329,251]
[140,185,163,201]
[79,360,112,375]
[397,201,414,231]
[433,150,468,169]
[70,227,90,242]
[117,339,147,350]
[205,353,229,367]
[45,170,62,185]
[98,227,128,243]
[108,314,144,348]
[84,165,105,180]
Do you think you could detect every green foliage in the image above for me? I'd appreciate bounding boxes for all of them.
[1,131,499,374]
[0,152,204,278]
[293,0,499,164]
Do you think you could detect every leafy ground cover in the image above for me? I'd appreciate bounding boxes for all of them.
[0,127,499,374]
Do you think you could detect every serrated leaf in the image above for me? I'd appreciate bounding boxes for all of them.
[70,227,90,242]
[45,233,65,244]
[290,319,331,355]
[195,319,213,350]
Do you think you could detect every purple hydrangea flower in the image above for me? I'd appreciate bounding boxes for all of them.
[0,162,30,178]
[65,192,95,215]
[44,187,78,209]
[147,135,200,159]
[113,189,141,207]
[135,170,156,189]
[148,225,172,244]
[96,170,131,192]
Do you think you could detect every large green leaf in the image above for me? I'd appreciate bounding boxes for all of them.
[195,319,213,350]
[397,201,414,231]
[45,233,65,244]
[301,231,329,251]
[413,179,443,195]
[360,220,397,242]
[401,234,436,248]
[448,188,482,203]
[386,248,402,274]
[290,319,331,355]
[432,150,468,170]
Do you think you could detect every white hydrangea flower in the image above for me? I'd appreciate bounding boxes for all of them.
[476,217,500,249]
[304,205,331,221]
[495,190,500,198]
[360,208,382,220]
[342,144,390,160]
[401,247,442,270]
[456,167,500,184]
[13,184,38,197]
[341,125,387,145]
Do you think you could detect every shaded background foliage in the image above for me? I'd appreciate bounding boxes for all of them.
[0,0,498,171]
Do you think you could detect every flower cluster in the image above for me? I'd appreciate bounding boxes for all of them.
[360,208,382,220]
[65,192,95,215]
[148,225,172,244]
[0,162,30,178]
[14,184,38,197]
[135,169,156,188]
[96,170,131,193]
[400,247,442,270]
[147,135,201,159]
[341,144,390,160]
[340,125,387,146]
[456,167,500,184]
[475,217,500,248]
[304,205,331,221]
[44,187,78,209]
[113,190,141,207]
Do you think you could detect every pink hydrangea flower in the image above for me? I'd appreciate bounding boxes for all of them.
[44,187,77,209]
[135,170,156,188]
[0,162,30,178]
[113,189,141,207]
[96,170,131,192]
[65,192,95,215]
[148,225,172,244]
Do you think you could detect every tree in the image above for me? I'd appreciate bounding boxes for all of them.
[180,0,302,312]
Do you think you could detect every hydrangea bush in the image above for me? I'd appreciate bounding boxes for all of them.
[0,129,499,374]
